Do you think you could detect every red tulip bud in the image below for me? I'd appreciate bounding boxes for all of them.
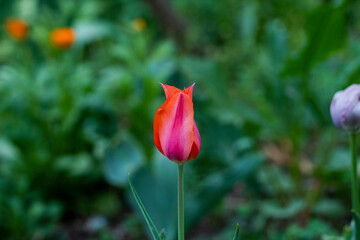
[154,83,201,164]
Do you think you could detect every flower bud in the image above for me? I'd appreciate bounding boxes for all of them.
[154,83,201,163]
[5,18,28,41]
[330,84,360,133]
[50,28,75,49]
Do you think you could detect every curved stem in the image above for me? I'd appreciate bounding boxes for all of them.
[178,164,184,240]
[351,134,359,213]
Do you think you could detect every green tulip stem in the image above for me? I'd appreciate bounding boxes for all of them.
[178,164,185,240]
[351,134,360,213]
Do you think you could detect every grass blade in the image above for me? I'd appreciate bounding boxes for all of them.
[129,174,161,240]
[232,223,240,240]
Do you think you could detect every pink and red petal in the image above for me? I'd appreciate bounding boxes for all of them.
[153,108,164,155]
[165,93,195,161]
[160,83,181,99]
[183,83,195,99]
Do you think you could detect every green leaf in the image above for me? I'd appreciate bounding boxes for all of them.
[342,60,360,88]
[261,199,306,219]
[322,236,344,240]
[239,2,259,43]
[128,174,161,240]
[103,137,144,186]
[55,153,93,177]
[351,210,360,240]
[313,199,346,217]
[232,223,240,240]
[0,137,20,161]
[127,151,177,239]
[74,20,114,45]
[282,2,347,76]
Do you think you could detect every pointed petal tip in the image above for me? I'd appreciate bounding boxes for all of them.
[183,83,195,90]
[183,83,195,98]
[159,83,169,98]
[159,82,166,89]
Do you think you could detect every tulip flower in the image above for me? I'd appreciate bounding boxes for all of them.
[154,83,201,164]
[130,84,239,240]
[5,18,28,41]
[331,84,360,239]
[153,83,200,240]
[331,84,360,133]
[50,28,75,49]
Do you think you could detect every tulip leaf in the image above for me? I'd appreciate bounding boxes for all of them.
[127,152,177,239]
[351,210,360,240]
[127,147,262,239]
[128,174,161,240]
[232,223,240,240]
[103,137,144,186]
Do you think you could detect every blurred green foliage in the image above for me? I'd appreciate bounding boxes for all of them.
[1,0,360,239]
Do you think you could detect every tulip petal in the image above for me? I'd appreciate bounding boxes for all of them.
[154,92,181,156]
[153,108,164,155]
[183,83,195,99]
[187,121,201,160]
[160,83,181,99]
[166,93,194,161]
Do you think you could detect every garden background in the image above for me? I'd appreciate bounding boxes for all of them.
[0,0,359,239]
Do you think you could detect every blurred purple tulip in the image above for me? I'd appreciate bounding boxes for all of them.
[330,84,360,132]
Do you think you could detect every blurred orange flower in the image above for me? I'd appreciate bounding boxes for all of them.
[50,28,75,49]
[5,18,28,41]
[131,18,146,32]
